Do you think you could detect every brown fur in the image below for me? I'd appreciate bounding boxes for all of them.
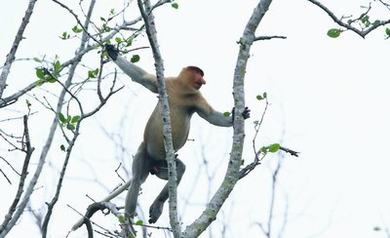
[110,55,235,223]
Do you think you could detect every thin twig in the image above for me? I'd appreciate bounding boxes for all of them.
[41,2,97,236]
[266,160,282,238]
[50,0,101,45]
[0,169,11,184]
[254,35,287,41]
[279,146,299,157]
[0,156,21,176]
[308,0,390,38]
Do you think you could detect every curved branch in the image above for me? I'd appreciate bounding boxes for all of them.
[308,0,390,38]
[183,0,273,236]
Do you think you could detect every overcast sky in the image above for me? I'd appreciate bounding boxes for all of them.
[1,0,390,237]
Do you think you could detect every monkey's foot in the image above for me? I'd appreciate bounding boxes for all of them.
[149,200,164,224]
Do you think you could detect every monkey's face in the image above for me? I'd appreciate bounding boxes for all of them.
[192,73,206,90]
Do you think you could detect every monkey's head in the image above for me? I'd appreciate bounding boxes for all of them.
[179,66,206,90]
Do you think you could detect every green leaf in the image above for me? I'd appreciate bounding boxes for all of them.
[88,68,99,78]
[60,32,70,40]
[386,28,390,36]
[58,113,67,124]
[36,68,45,79]
[260,146,268,153]
[263,92,267,98]
[88,71,94,78]
[126,37,133,47]
[47,75,57,83]
[71,115,81,124]
[223,112,231,117]
[373,20,380,27]
[256,95,263,100]
[67,115,72,123]
[130,55,140,63]
[35,79,45,86]
[118,215,125,224]
[53,60,61,74]
[72,25,83,33]
[327,28,342,38]
[268,143,280,153]
[171,2,179,9]
[100,17,106,22]
[33,57,42,63]
[361,15,370,26]
[135,220,144,225]
[60,144,66,151]
[102,24,111,32]
[115,37,123,43]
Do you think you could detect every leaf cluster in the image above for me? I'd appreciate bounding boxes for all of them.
[58,113,81,131]
[60,25,83,40]
[260,143,280,154]
[35,60,62,86]
[87,68,99,79]
[256,92,267,101]
[327,14,390,38]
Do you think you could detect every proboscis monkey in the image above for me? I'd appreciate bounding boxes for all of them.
[105,45,250,223]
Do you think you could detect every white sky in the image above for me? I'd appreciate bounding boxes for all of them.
[1,0,390,238]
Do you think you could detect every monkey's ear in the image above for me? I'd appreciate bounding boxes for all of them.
[105,44,119,60]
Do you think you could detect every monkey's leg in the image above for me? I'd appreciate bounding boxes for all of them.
[125,144,150,218]
[148,159,186,223]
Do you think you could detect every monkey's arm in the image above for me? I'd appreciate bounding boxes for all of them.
[106,45,158,93]
[199,110,233,127]
[195,97,233,127]
[195,97,251,127]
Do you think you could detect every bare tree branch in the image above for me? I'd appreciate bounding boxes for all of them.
[0,0,96,236]
[254,35,287,41]
[41,1,96,236]
[0,82,37,108]
[137,0,181,237]
[0,0,38,99]
[183,0,273,237]
[0,115,35,233]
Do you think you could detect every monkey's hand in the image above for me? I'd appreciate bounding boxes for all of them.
[242,107,250,119]
[105,44,119,60]
[232,107,251,121]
